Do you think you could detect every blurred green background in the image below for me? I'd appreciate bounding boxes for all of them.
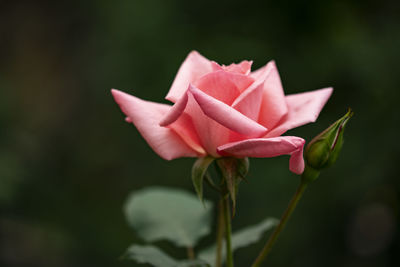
[1,0,399,266]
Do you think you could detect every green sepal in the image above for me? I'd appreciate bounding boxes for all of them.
[216,157,249,215]
[301,164,320,184]
[192,157,215,203]
[204,172,220,192]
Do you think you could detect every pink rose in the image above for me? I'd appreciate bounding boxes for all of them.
[112,51,332,174]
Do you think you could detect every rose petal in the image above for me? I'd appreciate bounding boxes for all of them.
[217,136,306,174]
[185,92,232,156]
[266,87,333,137]
[193,70,254,105]
[159,90,188,126]
[223,60,253,75]
[232,74,266,121]
[189,85,268,138]
[111,89,199,160]
[165,51,213,103]
[167,112,206,155]
[211,60,253,75]
[251,61,288,129]
[289,148,305,175]
[159,85,240,156]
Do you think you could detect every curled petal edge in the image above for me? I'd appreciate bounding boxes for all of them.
[159,90,189,126]
[217,136,305,174]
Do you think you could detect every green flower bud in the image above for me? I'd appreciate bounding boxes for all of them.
[302,109,353,183]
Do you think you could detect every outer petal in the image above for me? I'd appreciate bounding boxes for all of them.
[111,89,199,160]
[217,136,305,174]
[165,51,213,103]
[289,147,305,175]
[266,87,333,137]
[189,85,268,138]
[251,61,288,129]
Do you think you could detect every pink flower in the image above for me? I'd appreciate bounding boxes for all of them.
[111,51,332,174]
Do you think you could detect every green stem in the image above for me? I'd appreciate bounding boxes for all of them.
[251,181,308,267]
[215,199,224,267]
[222,194,234,267]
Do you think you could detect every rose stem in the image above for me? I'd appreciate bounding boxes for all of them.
[251,180,308,267]
[222,192,234,267]
[215,199,224,267]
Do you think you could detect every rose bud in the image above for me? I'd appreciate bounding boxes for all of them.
[302,109,353,183]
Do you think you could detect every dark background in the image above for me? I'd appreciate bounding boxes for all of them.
[1,0,399,266]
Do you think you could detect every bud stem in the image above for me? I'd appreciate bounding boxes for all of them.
[251,181,308,267]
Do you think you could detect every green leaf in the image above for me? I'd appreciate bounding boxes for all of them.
[178,260,211,267]
[231,217,278,249]
[198,217,278,265]
[124,187,213,247]
[123,245,178,267]
[124,245,210,267]
[192,157,215,202]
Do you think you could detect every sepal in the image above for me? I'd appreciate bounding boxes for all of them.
[216,157,250,215]
[192,157,215,202]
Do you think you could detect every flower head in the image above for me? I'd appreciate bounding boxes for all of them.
[112,51,332,174]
